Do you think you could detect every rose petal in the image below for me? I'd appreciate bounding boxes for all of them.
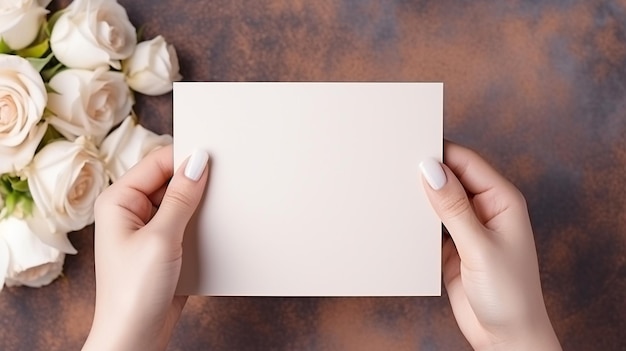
[37,0,53,7]
[25,208,77,255]
[0,54,47,148]
[0,3,48,50]
[50,0,136,69]
[124,36,181,96]
[2,217,63,273]
[100,116,172,181]
[0,121,47,174]
[5,254,65,288]
[47,68,132,144]
[50,13,113,69]
[26,138,107,238]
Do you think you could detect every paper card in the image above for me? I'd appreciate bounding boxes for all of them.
[173,82,442,296]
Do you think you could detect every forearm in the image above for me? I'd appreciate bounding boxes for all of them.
[82,309,172,351]
[487,335,561,351]
[83,325,172,351]
[480,317,561,351]
[83,319,139,351]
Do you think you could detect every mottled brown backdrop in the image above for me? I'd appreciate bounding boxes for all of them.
[1,0,625,350]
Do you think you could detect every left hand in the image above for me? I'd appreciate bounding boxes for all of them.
[83,145,209,351]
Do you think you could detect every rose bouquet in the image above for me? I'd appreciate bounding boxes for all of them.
[0,0,181,290]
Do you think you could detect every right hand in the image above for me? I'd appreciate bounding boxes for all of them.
[419,141,561,351]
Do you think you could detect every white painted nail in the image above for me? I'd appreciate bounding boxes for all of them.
[419,158,447,190]
[184,149,209,181]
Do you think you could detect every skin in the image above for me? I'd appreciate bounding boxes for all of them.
[83,142,561,351]
[422,141,561,351]
[83,145,208,351]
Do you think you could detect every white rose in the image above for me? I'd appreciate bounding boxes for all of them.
[0,0,51,51]
[0,217,64,290]
[47,68,133,144]
[0,121,47,174]
[0,54,47,160]
[124,35,182,96]
[25,137,108,253]
[100,116,172,181]
[50,0,137,70]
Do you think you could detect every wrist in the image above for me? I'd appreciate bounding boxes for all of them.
[82,318,137,351]
[82,309,171,351]
[480,316,561,351]
[489,334,561,351]
[83,324,171,351]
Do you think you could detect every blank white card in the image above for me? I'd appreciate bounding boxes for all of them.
[173,82,442,296]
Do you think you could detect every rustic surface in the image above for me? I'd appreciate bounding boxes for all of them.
[1,0,625,350]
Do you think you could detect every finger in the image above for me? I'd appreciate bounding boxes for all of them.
[441,239,484,341]
[95,185,154,231]
[148,184,168,207]
[95,146,175,231]
[442,238,461,293]
[444,141,527,230]
[112,144,174,198]
[150,149,210,241]
[420,159,488,256]
[443,141,513,197]
[171,295,188,310]
[442,237,458,284]
[443,267,483,344]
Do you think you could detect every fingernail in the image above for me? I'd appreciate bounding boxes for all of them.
[184,149,209,181]
[419,158,447,190]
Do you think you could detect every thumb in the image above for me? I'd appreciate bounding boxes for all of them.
[419,158,487,257]
[152,149,209,237]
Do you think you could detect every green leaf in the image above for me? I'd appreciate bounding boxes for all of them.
[16,38,50,58]
[35,20,50,41]
[9,178,29,193]
[5,192,17,215]
[2,192,34,219]
[43,107,55,118]
[0,38,13,54]
[136,25,146,42]
[46,10,65,36]
[0,176,11,196]
[26,52,54,72]
[20,196,34,218]
[42,62,64,82]
[37,124,65,152]
[0,174,29,193]
[45,83,60,94]
[0,174,34,218]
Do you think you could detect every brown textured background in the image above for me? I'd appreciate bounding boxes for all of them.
[1,0,625,350]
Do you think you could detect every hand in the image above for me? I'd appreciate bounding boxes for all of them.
[83,145,209,351]
[419,141,561,351]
